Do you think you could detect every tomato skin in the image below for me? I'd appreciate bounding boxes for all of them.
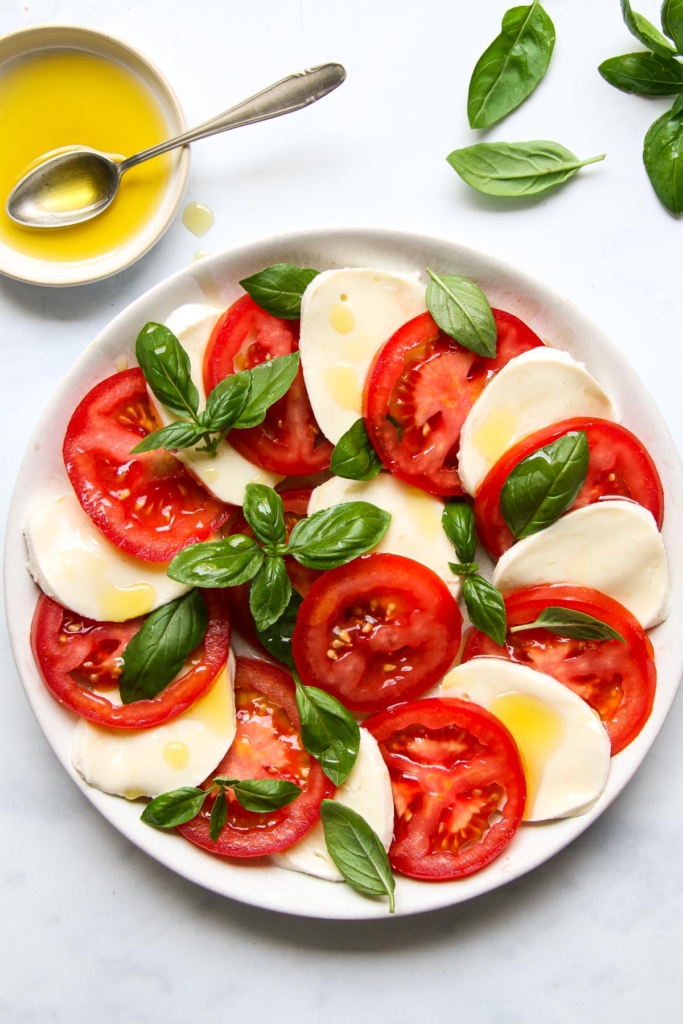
[292,553,463,713]
[177,657,333,857]
[462,585,656,755]
[363,309,543,497]
[63,368,231,563]
[364,698,525,880]
[204,295,333,475]
[31,590,231,729]
[474,418,665,558]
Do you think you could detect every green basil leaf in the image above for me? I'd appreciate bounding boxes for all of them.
[500,431,589,539]
[644,105,683,213]
[330,419,383,481]
[203,371,251,432]
[468,1,556,129]
[239,264,319,319]
[214,777,302,812]
[426,270,497,358]
[621,0,676,58]
[130,420,205,455]
[232,352,300,429]
[448,562,479,576]
[243,484,287,548]
[209,787,227,842]
[255,589,303,670]
[662,0,683,50]
[447,141,606,198]
[167,535,264,587]
[119,590,208,705]
[288,501,391,570]
[321,801,395,912]
[673,90,683,112]
[463,574,507,647]
[249,556,292,633]
[442,500,477,563]
[140,787,208,828]
[135,322,199,420]
[509,606,626,642]
[598,52,683,95]
[294,678,361,786]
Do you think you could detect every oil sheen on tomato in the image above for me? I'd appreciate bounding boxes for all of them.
[0,49,172,262]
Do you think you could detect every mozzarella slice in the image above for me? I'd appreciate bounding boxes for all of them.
[148,304,284,505]
[271,728,393,881]
[299,268,427,444]
[72,653,237,799]
[439,659,610,821]
[25,493,190,622]
[458,347,619,496]
[492,500,670,629]
[308,472,462,598]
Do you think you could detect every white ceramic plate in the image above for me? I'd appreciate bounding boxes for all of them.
[5,227,683,920]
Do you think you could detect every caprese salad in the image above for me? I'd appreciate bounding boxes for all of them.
[24,260,670,913]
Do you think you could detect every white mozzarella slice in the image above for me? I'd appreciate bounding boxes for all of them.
[492,499,670,629]
[25,493,189,622]
[271,728,393,881]
[308,472,462,598]
[72,653,237,799]
[299,268,427,444]
[458,347,619,496]
[439,659,610,821]
[148,304,284,505]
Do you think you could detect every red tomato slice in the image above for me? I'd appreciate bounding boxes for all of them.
[475,418,665,559]
[204,294,333,475]
[63,368,231,563]
[292,553,463,712]
[462,585,656,755]
[363,310,543,497]
[177,657,333,857]
[31,590,231,729]
[364,698,525,880]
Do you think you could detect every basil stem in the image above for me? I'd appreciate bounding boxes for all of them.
[426,271,497,358]
[598,52,683,95]
[239,263,319,319]
[321,801,395,912]
[294,677,361,786]
[330,419,383,481]
[509,607,626,643]
[447,142,606,198]
[462,575,507,647]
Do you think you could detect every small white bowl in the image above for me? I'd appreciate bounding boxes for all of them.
[0,24,189,287]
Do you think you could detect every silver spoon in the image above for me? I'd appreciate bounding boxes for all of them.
[7,62,346,229]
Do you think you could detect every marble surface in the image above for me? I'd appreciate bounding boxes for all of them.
[2,0,683,1020]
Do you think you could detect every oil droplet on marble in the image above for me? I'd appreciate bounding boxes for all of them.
[182,201,215,237]
[114,355,129,372]
[192,249,210,263]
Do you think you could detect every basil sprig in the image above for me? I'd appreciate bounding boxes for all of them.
[500,431,589,540]
[644,102,683,214]
[447,142,606,198]
[510,607,626,643]
[663,0,683,51]
[599,52,683,95]
[321,801,395,912]
[119,590,207,705]
[330,419,382,481]
[621,0,676,58]
[426,270,497,358]
[443,500,507,646]
[467,1,556,129]
[294,675,361,786]
[239,263,319,319]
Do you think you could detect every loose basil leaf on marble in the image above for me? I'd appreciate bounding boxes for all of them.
[621,0,676,58]
[510,606,626,642]
[462,575,507,647]
[256,589,303,670]
[243,483,287,549]
[321,801,395,912]
[598,52,683,95]
[468,1,556,129]
[449,562,479,576]
[662,0,683,50]
[141,787,208,828]
[442,500,477,564]
[330,418,383,481]
[119,590,208,705]
[135,322,200,420]
[232,352,300,429]
[288,501,391,570]
[239,263,319,319]
[209,787,228,842]
[202,371,252,433]
[213,777,302,813]
[167,535,264,587]
[426,270,497,358]
[447,142,606,198]
[500,431,589,540]
[131,420,206,455]
[249,556,292,633]
[644,105,683,213]
[294,678,361,786]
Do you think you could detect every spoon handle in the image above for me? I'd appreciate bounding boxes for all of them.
[119,63,346,173]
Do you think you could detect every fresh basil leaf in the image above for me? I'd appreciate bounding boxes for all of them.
[239,264,319,319]
[131,420,205,455]
[662,0,683,50]
[167,535,263,587]
[214,777,302,812]
[119,590,208,705]
[463,575,507,647]
[426,270,497,358]
[232,352,300,429]
[598,52,683,95]
[447,142,606,198]
[203,371,251,432]
[249,556,292,633]
[673,89,683,112]
[500,431,589,540]
[321,801,395,912]
[509,606,626,642]
[288,501,391,570]
[442,500,477,564]
[330,419,383,481]
[621,0,676,58]
[135,322,199,420]
[140,787,208,828]
[243,484,286,548]
[468,1,556,129]
[448,562,479,576]
[256,589,303,670]
[295,678,361,786]
[644,105,683,213]
[209,787,227,842]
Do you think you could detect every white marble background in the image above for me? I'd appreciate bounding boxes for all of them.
[2,0,683,1020]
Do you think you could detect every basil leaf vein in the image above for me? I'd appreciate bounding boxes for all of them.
[167,535,264,587]
[295,678,361,786]
[135,322,200,420]
[447,141,606,198]
[598,52,683,95]
[321,801,395,912]
[463,575,507,647]
[510,607,626,642]
[330,419,383,481]
[500,431,589,539]
[426,270,497,358]
[249,556,292,633]
[239,263,319,319]
[288,501,391,570]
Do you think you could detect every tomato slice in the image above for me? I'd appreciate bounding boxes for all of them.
[364,698,525,880]
[204,294,333,475]
[177,657,333,857]
[462,585,656,755]
[63,368,231,563]
[475,418,665,559]
[31,590,231,729]
[363,310,543,496]
[292,553,463,712]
